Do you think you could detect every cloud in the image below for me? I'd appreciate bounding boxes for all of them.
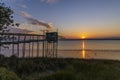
[18,11,52,28]
[26,17,52,28]
[41,0,58,4]
[19,11,31,18]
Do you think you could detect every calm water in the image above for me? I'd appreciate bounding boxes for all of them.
[58,40,120,60]
[1,40,120,60]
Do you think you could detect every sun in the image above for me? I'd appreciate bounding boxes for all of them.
[82,36,86,39]
[80,33,87,39]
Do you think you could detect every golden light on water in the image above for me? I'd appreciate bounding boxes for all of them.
[82,50,85,59]
[82,41,86,59]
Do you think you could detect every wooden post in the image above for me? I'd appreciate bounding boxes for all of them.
[37,36,39,57]
[56,42,58,58]
[45,41,47,57]
[52,43,54,57]
[42,36,45,58]
[22,35,26,58]
[17,35,20,57]
[29,36,31,58]
[12,34,14,55]
[32,36,34,58]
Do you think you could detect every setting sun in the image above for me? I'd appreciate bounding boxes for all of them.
[82,36,86,39]
[80,33,87,39]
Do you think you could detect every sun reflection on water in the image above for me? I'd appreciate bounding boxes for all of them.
[82,40,86,59]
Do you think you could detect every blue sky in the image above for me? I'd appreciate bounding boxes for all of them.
[2,0,120,39]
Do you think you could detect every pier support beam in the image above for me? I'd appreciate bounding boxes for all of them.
[37,36,39,57]
[17,35,20,57]
[12,34,14,55]
[29,36,31,58]
[22,35,26,58]
[32,36,34,58]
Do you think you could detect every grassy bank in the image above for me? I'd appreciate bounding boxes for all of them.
[0,55,120,80]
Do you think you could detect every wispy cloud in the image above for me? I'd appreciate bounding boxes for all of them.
[18,11,52,28]
[19,11,31,17]
[41,0,58,4]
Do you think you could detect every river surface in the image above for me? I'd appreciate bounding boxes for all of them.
[1,40,120,60]
[58,40,120,60]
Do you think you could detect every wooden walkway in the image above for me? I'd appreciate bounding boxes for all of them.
[0,33,58,58]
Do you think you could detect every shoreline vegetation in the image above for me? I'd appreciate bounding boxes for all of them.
[0,55,120,80]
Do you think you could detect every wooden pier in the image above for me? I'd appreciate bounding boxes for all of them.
[0,32,58,58]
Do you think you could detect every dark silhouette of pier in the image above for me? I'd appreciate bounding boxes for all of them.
[0,32,58,58]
